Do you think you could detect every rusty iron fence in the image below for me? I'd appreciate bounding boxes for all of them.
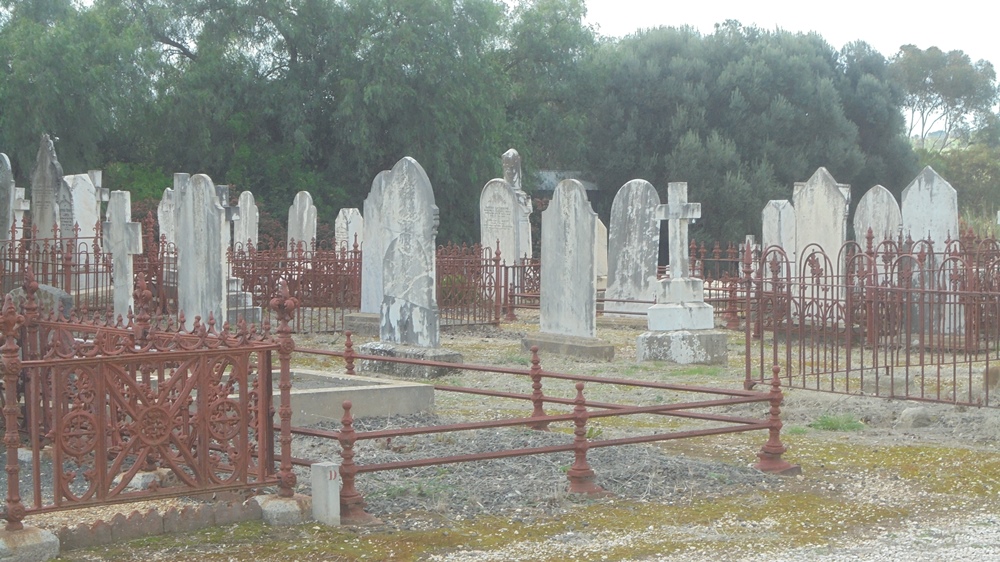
[290,333,798,524]
[744,231,1000,407]
[436,242,503,326]
[0,271,299,530]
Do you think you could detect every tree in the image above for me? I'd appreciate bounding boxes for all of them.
[891,45,999,151]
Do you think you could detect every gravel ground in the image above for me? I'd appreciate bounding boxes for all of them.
[28,317,1000,560]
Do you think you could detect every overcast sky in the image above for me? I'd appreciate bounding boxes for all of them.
[583,1,998,67]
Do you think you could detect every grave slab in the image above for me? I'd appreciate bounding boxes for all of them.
[521,332,615,362]
[284,369,434,425]
[635,330,728,364]
[357,341,462,379]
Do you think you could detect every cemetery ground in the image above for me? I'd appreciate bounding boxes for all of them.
[47,314,1000,561]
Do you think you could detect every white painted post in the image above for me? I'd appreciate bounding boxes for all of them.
[311,461,342,525]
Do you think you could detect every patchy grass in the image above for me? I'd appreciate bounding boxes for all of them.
[808,414,865,432]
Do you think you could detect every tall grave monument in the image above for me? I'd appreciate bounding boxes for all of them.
[793,168,850,279]
[0,154,15,241]
[604,179,661,315]
[334,208,363,251]
[521,179,614,360]
[233,191,259,248]
[636,183,727,364]
[103,191,143,319]
[853,184,901,247]
[30,134,63,239]
[174,173,228,324]
[358,157,461,377]
[287,191,317,252]
[480,149,533,263]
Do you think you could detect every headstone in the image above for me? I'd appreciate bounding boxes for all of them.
[287,191,317,253]
[594,218,608,291]
[503,148,533,261]
[7,284,73,320]
[605,179,661,315]
[0,154,15,241]
[637,182,727,364]
[793,168,850,279]
[334,208,363,251]
[761,200,796,261]
[522,179,613,359]
[233,191,259,248]
[174,173,228,324]
[13,187,29,240]
[30,134,64,239]
[103,191,143,319]
[541,179,597,339]
[901,167,961,335]
[361,171,390,314]
[853,185,901,248]
[374,157,440,347]
[157,187,176,246]
[63,174,102,240]
[479,149,533,263]
[901,166,959,249]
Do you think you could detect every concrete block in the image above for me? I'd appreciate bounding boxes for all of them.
[343,313,380,337]
[255,494,311,526]
[646,302,714,331]
[357,342,462,379]
[636,330,728,365]
[285,369,434,425]
[311,461,342,526]
[0,527,59,561]
[521,332,615,361]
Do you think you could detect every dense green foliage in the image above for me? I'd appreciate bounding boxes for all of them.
[0,0,974,244]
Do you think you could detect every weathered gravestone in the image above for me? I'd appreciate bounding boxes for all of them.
[357,157,461,377]
[174,173,228,325]
[7,283,73,320]
[334,208,363,251]
[13,187,29,240]
[521,179,613,360]
[637,182,727,364]
[0,153,15,241]
[853,185,901,247]
[793,167,850,279]
[901,167,961,336]
[62,173,106,240]
[30,134,64,239]
[103,191,143,320]
[157,187,176,246]
[761,200,796,261]
[605,179,660,316]
[480,149,533,264]
[595,218,608,291]
[287,191,317,253]
[233,191,259,248]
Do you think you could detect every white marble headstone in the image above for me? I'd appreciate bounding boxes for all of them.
[480,178,521,262]
[361,171,389,314]
[594,218,608,291]
[901,167,959,249]
[334,208,363,251]
[287,191,317,252]
[63,174,102,240]
[233,191,259,248]
[793,168,850,277]
[540,179,597,339]
[0,154,15,241]
[103,191,143,319]
[761,199,796,262]
[174,173,228,324]
[605,179,660,314]
[853,185,901,248]
[375,157,441,347]
[30,134,63,239]
[157,187,176,246]
[13,188,28,240]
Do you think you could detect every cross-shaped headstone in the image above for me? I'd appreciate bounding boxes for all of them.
[102,191,143,319]
[655,182,700,279]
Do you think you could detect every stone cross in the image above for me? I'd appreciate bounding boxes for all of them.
[656,182,700,279]
[102,191,143,319]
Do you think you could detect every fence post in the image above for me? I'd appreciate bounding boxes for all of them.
[503,264,516,322]
[493,242,502,325]
[1,295,25,530]
[753,365,801,475]
[337,401,378,524]
[344,331,355,375]
[527,346,548,431]
[269,280,298,498]
[566,382,604,494]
